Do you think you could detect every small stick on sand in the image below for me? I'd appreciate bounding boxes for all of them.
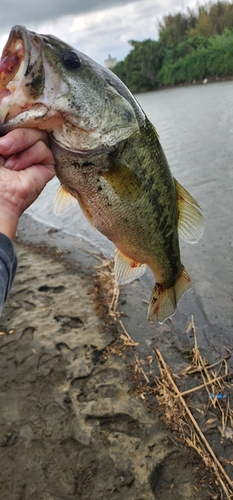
[174,373,232,398]
[154,347,233,498]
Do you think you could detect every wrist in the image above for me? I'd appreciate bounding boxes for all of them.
[0,213,18,240]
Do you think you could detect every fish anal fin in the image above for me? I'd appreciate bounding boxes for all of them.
[54,185,78,215]
[147,265,191,324]
[174,178,205,244]
[114,249,146,285]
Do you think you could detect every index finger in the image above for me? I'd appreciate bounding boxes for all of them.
[0,128,50,155]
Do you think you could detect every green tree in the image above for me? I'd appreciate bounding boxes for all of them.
[195,8,215,36]
[158,30,233,86]
[112,1,233,92]
[158,13,190,46]
[112,39,164,93]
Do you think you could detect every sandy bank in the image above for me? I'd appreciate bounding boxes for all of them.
[0,213,231,499]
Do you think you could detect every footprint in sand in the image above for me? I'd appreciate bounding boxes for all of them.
[38,285,65,293]
[54,315,83,328]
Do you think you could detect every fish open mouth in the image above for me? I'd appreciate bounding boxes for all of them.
[0,25,68,132]
[0,26,30,120]
[0,30,25,91]
[0,26,49,127]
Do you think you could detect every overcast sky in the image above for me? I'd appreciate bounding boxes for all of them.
[0,0,197,66]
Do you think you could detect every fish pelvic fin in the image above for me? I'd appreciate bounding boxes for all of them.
[54,185,94,227]
[114,249,147,285]
[54,185,78,215]
[147,265,191,324]
[174,178,205,244]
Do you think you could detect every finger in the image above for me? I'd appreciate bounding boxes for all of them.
[4,139,55,171]
[0,163,55,221]
[0,128,50,156]
[22,164,56,194]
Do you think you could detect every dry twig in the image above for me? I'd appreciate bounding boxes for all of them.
[154,329,233,500]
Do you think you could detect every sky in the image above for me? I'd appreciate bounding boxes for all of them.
[0,0,198,66]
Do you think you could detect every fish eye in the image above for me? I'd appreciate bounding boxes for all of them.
[63,50,81,71]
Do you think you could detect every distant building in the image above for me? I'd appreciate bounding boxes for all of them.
[105,54,117,70]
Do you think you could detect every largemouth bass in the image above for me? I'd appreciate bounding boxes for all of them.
[0,26,204,323]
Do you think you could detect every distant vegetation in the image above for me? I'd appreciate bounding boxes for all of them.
[112,1,233,92]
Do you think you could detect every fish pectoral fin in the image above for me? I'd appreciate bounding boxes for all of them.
[147,265,191,324]
[174,178,205,243]
[102,156,142,199]
[114,249,146,285]
[54,185,78,215]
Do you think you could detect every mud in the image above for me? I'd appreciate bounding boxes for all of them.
[0,214,229,499]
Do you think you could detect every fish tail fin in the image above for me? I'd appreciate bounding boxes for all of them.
[147,265,191,324]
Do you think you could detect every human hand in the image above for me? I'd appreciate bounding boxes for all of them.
[0,128,55,240]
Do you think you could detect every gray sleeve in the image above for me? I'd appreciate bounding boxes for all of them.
[0,233,17,315]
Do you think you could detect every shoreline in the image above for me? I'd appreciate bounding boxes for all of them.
[134,74,233,95]
[0,213,232,498]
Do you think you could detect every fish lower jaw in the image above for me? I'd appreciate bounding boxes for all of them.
[0,103,50,129]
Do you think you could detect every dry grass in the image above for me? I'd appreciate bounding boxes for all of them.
[154,317,233,500]
[92,259,233,499]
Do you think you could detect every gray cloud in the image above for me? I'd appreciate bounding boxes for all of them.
[0,0,197,65]
[1,0,145,31]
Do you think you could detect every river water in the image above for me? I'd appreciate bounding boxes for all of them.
[27,81,233,342]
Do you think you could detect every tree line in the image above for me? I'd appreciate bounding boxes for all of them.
[112,1,233,92]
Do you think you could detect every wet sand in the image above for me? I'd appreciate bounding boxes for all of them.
[0,213,232,499]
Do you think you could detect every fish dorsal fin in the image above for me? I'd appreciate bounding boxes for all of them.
[114,249,147,285]
[174,178,205,244]
[54,185,78,215]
